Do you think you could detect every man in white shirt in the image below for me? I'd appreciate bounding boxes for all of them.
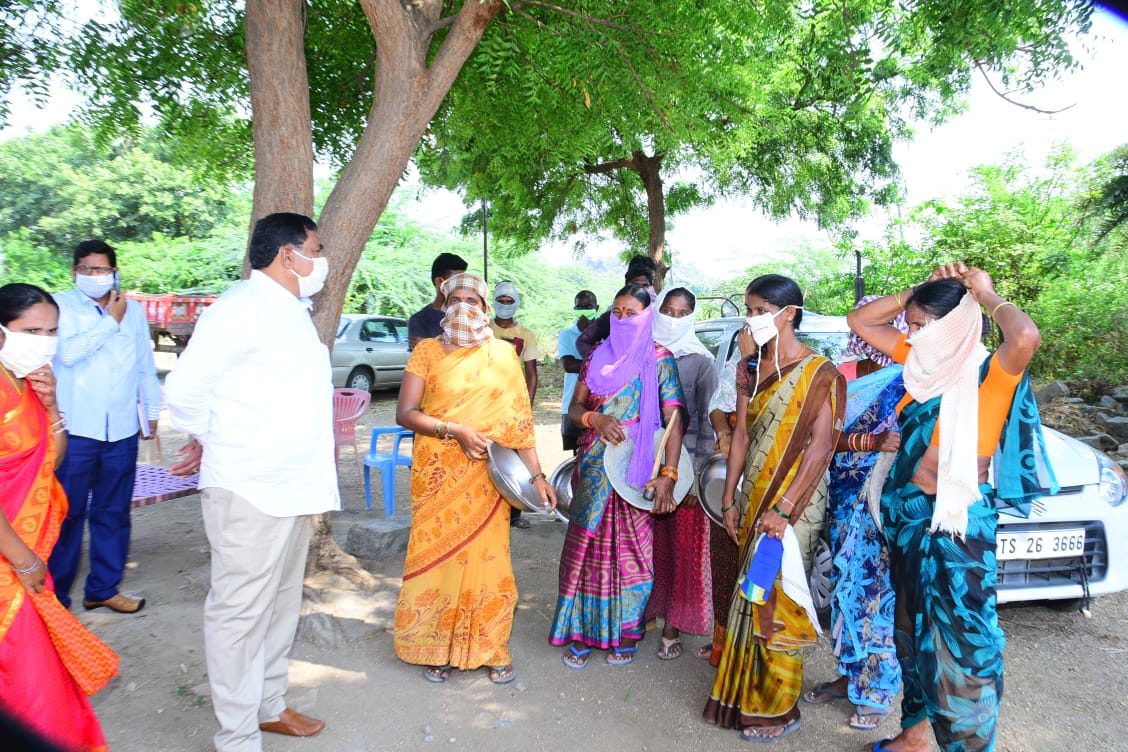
[49,239,161,614]
[557,290,598,452]
[164,213,339,752]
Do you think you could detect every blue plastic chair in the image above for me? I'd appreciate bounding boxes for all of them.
[363,427,414,516]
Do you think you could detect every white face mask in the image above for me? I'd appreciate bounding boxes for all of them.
[744,308,789,347]
[290,249,329,298]
[653,310,694,347]
[75,272,115,299]
[0,324,58,378]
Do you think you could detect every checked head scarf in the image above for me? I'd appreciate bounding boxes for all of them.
[440,272,494,348]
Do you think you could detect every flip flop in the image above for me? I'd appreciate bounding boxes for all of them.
[562,644,591,670]
[740,717,801,743]
[423,665,452,683]
[803,680,849,704]
[694,643,713,661]
[606,645,638,666]
[849,707,889,730]
[657,636,682,660]
[488,664,516,685]
[870,739,896,751]
[510,517,531,529]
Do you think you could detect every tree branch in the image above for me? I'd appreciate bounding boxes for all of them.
[424,14,458,35]
[584,155,638,174]
[509,1,636,33]
[974,62,1075,115]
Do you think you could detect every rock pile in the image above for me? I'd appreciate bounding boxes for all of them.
[1034,381,1128,473]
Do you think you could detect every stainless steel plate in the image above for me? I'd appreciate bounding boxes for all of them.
[604,432,695,512]
[548,456,577,522]
[697,451,743,527]
[486,442,555,518]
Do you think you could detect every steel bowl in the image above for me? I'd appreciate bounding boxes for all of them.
[486,441,560,519]
[697,451,743,527]
[604,433,695,512]
[548,456,577,522]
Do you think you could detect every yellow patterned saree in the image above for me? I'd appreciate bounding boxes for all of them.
[393,338,536,669]
[704,354,844,732]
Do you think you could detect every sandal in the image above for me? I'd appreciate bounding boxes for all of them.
[849,706,889,730]
[606,645,637,666]
[423,665,453,683]
[657,636,682,660]
[562,643,591,670]
[488,664,516,685]
[740,717,801,743]
[510,517,531,529]
[694,643,713,661]
[803,680,849,705]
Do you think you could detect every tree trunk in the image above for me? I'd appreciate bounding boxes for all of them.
[243,0,316,278]
[635,151,668,290]
[243,0,502,583]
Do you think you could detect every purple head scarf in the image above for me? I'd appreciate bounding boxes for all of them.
[847,294,908,367]
[586,305,660,489]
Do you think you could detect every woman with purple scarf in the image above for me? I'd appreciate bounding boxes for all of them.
[549,284,686,669]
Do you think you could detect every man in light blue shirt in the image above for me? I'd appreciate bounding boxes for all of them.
[557,290,598,452]
[48,239,160,614]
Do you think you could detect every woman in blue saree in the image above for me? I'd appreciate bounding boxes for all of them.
[848,263,1050,752]
[549,284,685,668]
[804,299,906,730]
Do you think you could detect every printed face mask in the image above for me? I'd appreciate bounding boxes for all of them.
[441,301,493,347]
[0,324,58,378]
[290,250,329,297]
[75,272,115,299]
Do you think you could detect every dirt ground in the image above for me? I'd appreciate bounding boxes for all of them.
[77,386,1128,752]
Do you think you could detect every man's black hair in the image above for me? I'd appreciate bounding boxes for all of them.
[248,213,318,270]
[74,239,117,268]
[431,252,468,283]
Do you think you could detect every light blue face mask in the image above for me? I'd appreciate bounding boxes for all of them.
[494,301,519,319]
[75,272,115,299]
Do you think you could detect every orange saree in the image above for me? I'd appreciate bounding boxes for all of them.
[393,338,536,669]
[1,373,118,751]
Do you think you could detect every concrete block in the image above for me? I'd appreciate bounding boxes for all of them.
[344,516,412,561]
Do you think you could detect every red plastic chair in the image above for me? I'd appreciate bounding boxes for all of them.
[333,387,371,482]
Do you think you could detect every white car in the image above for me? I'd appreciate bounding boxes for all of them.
[331,314,409,392]
[696,314,1128,606]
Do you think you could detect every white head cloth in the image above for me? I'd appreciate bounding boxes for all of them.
[902,291,989,537]
[651,288,711,358]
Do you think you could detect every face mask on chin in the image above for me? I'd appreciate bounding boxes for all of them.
[290,250,329,298]
[0,324,58,378]
[75,273,114,300]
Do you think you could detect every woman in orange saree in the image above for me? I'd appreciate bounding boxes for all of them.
[1,283,118,752]
[394,273,555,686]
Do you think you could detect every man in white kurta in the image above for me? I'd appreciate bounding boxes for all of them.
[164,212,340,752]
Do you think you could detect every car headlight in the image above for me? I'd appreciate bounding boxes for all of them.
[1097,454,1127,508]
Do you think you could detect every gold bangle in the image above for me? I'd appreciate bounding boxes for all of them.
[991,301,1015,318]
[894,291,904,310]
[530,472,546,483]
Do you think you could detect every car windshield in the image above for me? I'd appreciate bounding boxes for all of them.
[336,319,350,338]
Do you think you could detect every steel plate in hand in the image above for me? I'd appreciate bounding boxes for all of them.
[604,432,694,512]
[486,442,554,517]
[697,451,743,527]
[548,456,577,522]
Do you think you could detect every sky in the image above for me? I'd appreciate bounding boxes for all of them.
[5,5,1128,285]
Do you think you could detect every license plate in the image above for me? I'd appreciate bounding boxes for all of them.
[996,529,1086,561]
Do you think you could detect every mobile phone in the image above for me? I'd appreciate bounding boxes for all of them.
[112,271,121,293]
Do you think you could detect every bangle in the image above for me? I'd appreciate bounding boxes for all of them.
[991,301,1015,318]
[11,556,42,576]
[771,504,791,520]
[530,472,546,483]
[721,500,737,513]
[581,411,596,429]
[894,291,904,310]
[716,431,732,439]
[435,420,444,439]
[778,494,794,511]
[659,465,678,482]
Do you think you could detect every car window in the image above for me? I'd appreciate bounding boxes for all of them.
[696,327,728,358]
[336,319,350,338]
[361,319,401,343]
[394,325,408,342]
[798,331,850,362]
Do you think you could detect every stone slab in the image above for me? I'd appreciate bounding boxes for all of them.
[344,516,412,561]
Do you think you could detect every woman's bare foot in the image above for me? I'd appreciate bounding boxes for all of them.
[864,720,931,752]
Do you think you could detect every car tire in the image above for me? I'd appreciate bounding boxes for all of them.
[345,366,375,393]
[808,537,834,614]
